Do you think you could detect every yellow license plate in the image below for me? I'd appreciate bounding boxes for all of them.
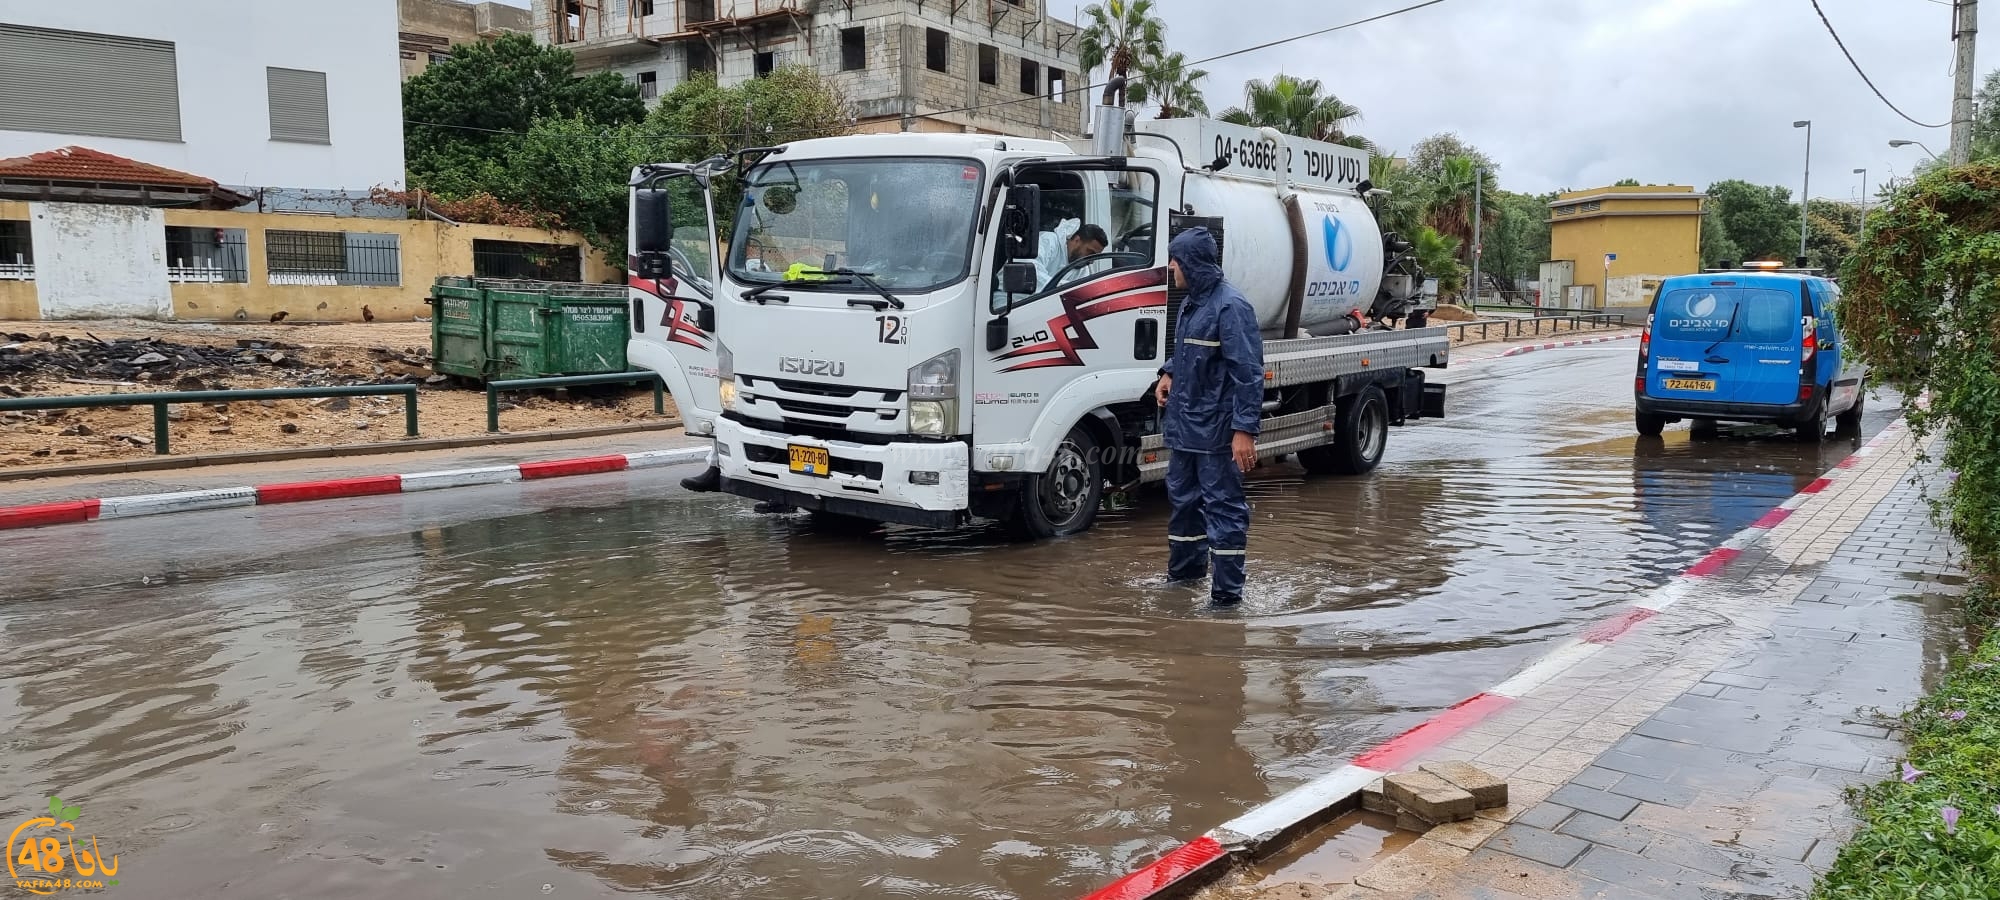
[1664,378,1716,392]
[788,444,831,477]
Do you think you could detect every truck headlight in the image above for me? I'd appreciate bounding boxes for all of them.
[716,342,737,412]
[907,349,959,436]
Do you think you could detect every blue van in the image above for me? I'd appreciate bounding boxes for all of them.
[1634,270,1866,442]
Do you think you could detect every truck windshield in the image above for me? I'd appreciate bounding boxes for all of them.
[727,157,984,293]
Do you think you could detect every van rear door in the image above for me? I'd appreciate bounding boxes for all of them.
[1648,286,1803,406]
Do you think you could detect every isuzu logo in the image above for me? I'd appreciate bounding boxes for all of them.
[778,356,846,377]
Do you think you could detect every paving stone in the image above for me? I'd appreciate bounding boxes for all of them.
[1557,811,1656,854]
[1568,844,1706,895]
[1591,750,1678,781]
[1569,766,1622,791]
[1547,784,1641,822]
[1805,837,1843,870]
[1607,774,1697,809]
[1385,771,1476,824]
[1488,824,1590,868]
[1424,814,1507,851]
[1362,777,1395,815]
[1511,802,1575,831]
[1421,760,1509,809]
[1352,836,1468,893]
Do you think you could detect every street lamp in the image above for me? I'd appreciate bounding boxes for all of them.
[1888,139,1940,161]
[1794,120,1811,264]
[1853,168,1868,234]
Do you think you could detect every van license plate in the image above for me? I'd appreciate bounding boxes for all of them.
[788,444,832,477]
[1664,378,1716,392]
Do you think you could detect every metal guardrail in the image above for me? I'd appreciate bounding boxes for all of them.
[0,384,419,455]
[1443,313,1631,343]
[487,372,667,433]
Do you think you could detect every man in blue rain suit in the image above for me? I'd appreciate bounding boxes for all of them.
[1154,226,1263,606]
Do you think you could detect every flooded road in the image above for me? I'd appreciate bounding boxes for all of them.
[0,346,1903,899]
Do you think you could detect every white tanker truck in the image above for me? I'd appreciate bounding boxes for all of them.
[625,105,1450,538]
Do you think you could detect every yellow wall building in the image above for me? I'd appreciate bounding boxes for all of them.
[0,200,616,323]
[1545,185,1705,309]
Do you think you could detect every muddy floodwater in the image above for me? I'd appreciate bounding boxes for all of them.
[0,348,1904,899]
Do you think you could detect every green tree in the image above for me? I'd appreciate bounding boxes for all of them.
[1078,0,1166,106]
[1481,190,1552,291]
[650,67,854,237]
[1613,178,1643,187]
[1366,152,1431,241]
[1407,132,1498,183]
[1412,226,1465,298]
[1703,180,1800,262]
[1217,74,1369,148]
[1129,52,1208,118]
[1974,68,2000,162]
[402,33,645,198]
[1699,214,1743,269]
[1802,198,1861,273]
[1423,156,1500,278]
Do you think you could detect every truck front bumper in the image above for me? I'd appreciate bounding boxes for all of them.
[714,418,970,530]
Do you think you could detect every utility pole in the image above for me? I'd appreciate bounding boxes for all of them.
[1470,167,1482,306]
[1951,0,1979,166]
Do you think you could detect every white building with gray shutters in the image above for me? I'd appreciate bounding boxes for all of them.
[0,0,406,209]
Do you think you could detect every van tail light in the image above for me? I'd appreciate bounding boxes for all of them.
[1799,385,1815,402]
[1802,329,1818,363]
[1635,377,1645,394]
[1639,328,1651,357]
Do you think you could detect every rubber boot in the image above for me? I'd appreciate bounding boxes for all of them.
[680,465,721,493]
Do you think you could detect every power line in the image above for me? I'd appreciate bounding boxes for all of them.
[406,0,1456,144]
[1808,0,1950,128]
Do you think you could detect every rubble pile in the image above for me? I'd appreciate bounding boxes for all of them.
[0,332,438,390]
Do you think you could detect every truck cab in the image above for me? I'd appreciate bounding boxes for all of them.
[629,113,1449,538]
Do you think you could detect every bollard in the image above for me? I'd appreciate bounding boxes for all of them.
[153,401,170,455]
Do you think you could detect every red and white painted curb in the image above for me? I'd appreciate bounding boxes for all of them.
[1497,331,1641,358]
[0,447,709,531]
[1078,419,1910,900]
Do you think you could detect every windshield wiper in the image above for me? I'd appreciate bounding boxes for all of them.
[740,282,792,305]
[829,269,905,310]
[1704,302,1741,356]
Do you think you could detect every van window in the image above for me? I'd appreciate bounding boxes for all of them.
[1654,288,1798,344]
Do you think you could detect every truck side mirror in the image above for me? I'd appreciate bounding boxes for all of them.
[1004,184,1042,261]
[633,187,674,280]
[987,315,1010,353]
[1002,260,1038,295]
[695,302,715,332]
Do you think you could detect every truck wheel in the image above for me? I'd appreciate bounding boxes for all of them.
[1304,385,1389,475]
[1835,387,1866,437]
[1636,413,1669,437]
[1007,425,1102,539]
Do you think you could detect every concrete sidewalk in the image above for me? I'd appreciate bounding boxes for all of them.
[1334,429,1965,898]
[0,428,706,508]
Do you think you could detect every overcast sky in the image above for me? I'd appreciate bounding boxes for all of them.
[501,0,1987,199]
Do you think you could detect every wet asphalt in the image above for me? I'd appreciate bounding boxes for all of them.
[0,344,1903,899]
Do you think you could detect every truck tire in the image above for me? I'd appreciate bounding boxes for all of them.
[1835,387,1865,437]
[1303,385,1389,475]
[1636,412,1669,437]
[1007,424,1103,539]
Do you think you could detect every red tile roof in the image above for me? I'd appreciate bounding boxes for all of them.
[0,146,219,189]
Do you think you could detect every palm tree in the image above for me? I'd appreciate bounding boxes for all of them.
[1218,74,1368,148]
[1411,226,1464,297]
[1078,0,1167,107]
[1129,52,1208,119]
[1423,155,1499,261]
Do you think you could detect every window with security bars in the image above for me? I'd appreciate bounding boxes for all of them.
[267,67,331,144]
[0,221,33,282]
[0,24,182,142]
[473,240,582,282]
[165,226,249,283]
[266,230,401,286]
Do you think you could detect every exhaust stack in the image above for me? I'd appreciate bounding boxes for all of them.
[1091,76,1129,158]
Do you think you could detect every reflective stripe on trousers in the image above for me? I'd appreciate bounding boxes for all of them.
[1165,449,1249,598]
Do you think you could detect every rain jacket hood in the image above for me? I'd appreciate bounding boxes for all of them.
[1170,227,1225,302]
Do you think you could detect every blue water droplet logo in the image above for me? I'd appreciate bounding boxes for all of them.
[1322,216,1354,272]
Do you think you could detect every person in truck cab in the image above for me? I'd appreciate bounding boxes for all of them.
[1153,226,1264,606]
[1036,220,1108,292]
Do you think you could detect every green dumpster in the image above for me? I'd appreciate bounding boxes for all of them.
[428,278,632,381]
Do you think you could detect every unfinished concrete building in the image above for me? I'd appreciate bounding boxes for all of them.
[533,0,1085,139]
[400,0,532,80]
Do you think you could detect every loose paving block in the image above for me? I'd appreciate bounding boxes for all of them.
[1362,777,1396,815]
[1385,771,1477,824]
[1421,760,1509,809]
[1488,823,1590,868]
